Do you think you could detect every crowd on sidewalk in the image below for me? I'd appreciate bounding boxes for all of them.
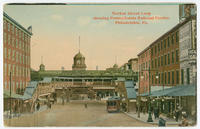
[125,106,194,127]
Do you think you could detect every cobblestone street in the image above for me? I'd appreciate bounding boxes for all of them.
[4,100,155,127]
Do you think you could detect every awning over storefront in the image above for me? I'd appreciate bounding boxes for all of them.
[140,85,196,97]
[125,81,137,99]
[20,81,39,100]
[4,90,23,99]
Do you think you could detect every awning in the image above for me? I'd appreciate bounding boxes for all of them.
[140,85,196,97]
[167,85,196,96]
[4,90,23,99]
[125,81,137,99]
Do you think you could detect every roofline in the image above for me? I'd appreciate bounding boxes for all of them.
[148,15,196,48]
[137,15,196,56]
[137,45,150,56]
[3,12,33,36]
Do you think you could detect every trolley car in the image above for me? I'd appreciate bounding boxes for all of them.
[106,96,121,113]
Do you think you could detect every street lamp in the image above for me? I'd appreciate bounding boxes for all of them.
[147,66,153,122]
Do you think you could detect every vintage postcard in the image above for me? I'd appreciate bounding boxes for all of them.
[2,2,197,127]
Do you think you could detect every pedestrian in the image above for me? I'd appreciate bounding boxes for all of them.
[174,108,180,122]
[84,103,87,108]
[36,102,40,111]
[154,107,158,119]
[179,113,189,126]
[158,113,166,127]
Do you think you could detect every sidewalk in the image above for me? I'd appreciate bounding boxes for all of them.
[4,105,48,120]
[124,111,183,126]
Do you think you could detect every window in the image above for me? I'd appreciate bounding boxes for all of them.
[171,34,174,45]
[161,41,163,50]
[12,50,15,61]
[187,68,190,84]
[181,69,184,84]
[155,45,157,54]
[8,64,11,75]
[15,28,18,36]
[167,36,170,47]
[165,72,167,84]
[164,55,167,65]
[8,49,11,60]
[168,53,170,65]
[151,48,153,56]
[8,35,10,45]
[4,33,7,44]
[11,24,14,34]
[176,50,179,62]
[152,74,154,84]
[161,56,163,66]
[16,39,18,48]
[164,39,166,49]
[162,72,164,84]
[155,59,157,68]
[172,71,174,84]
[168,72,170,84]
[12,37,15,47]
[151,60,154,69]
[7,23,10,31]
[176,31,179,43]
[158,57,160,67]
[172,51,174,64]
[159,73,160,84]
[4,48,7,59]
[176,70,179,84]
[158,43,160,52]
[4,63,7,77]
[19,40,21,49]
[3,20,6,30]
[19,30,21,38]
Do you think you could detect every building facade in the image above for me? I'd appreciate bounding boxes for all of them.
[179,17,196,86]
[128,58,138,72]
[150,23,180,90]
[3,12,32,93]
[138,47,151,94]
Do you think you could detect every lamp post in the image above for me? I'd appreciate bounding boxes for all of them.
[147,65,153,122]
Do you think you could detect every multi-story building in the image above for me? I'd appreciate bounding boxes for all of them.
[150,22,180,90]
[179,16,196,86]
[3,12,32,93]
[138,47,151,94]
[127,58,138,72]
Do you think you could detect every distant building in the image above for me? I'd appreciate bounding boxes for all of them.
[3,12,33,93]
[128,58,138,72]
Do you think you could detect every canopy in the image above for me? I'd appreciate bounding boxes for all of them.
[140,85,196,97]
[20,81,38,100]
[125,81,137,99]
[4,90,23,99]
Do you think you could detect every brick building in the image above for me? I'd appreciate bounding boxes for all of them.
[3,12,32,93]
[138,47,151,94]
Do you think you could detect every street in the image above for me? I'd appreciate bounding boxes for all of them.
[4,100,155,127]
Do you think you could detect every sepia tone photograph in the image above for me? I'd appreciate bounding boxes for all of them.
[2,2,197,127]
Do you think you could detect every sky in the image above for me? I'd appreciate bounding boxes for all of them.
[4,4,179,70]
